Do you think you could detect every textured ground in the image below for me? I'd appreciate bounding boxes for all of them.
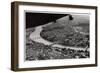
[25,15,90,61]
[26,26,89,61]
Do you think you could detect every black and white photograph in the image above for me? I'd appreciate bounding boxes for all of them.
[11,1,97,71]
[26,12,90,61]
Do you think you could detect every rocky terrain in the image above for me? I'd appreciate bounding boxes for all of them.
[25,15,90,61]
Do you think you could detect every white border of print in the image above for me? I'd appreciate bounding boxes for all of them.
[18,5,95,68]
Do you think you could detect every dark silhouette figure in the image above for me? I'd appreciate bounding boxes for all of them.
[69,14,73,20]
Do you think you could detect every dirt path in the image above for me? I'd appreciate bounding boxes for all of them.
[29,25,88,51]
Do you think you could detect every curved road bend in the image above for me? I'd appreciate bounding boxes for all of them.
[29,25,89,51]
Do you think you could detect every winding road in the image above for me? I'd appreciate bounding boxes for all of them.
[29,25,88,51]
[29,26,53,45]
